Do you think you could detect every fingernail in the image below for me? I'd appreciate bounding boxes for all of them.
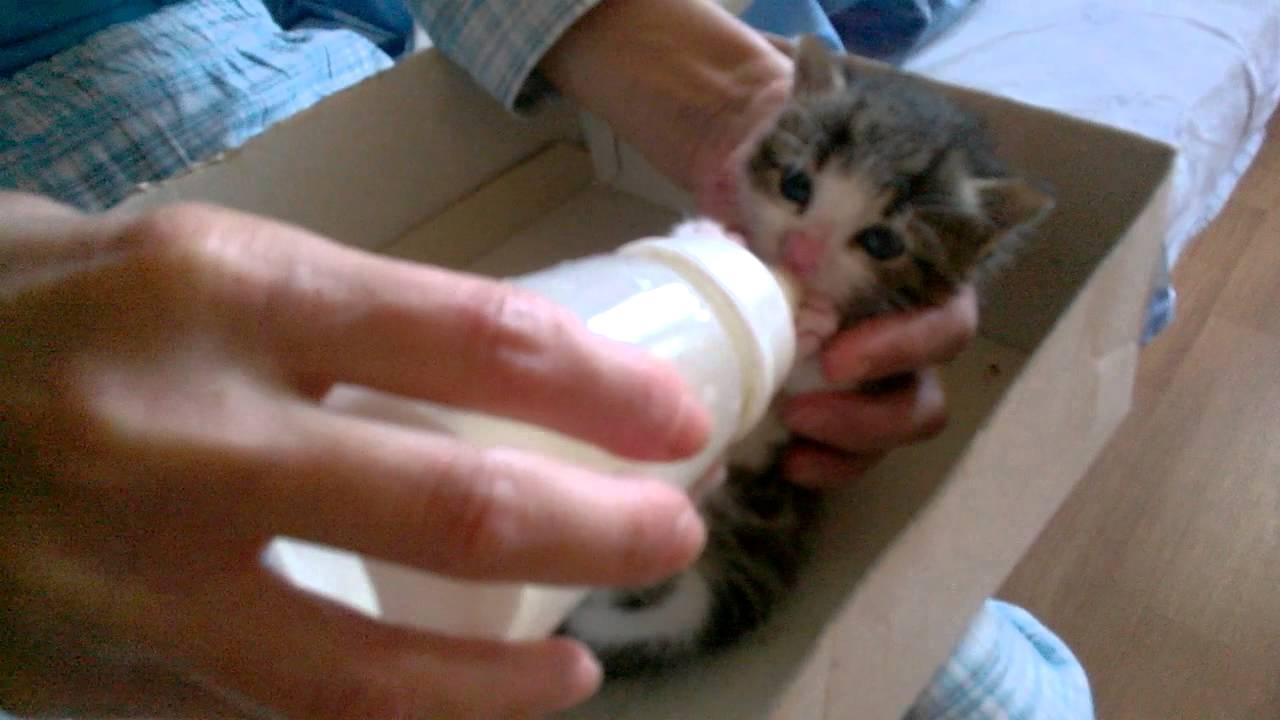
[572,650,603,697]
[666,394,712,458]
[674,506,707,558]
[547,642,604,712]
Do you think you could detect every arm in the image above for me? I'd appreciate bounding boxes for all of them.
[537,0,791,203]
[414,0,789,201]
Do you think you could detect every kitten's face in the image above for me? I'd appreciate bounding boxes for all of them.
[742,37,1052,319]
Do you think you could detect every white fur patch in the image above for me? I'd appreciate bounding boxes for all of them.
[565,573,713,650]
[745,166,886,307]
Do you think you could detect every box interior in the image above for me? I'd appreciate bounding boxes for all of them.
[121,49,1174,718]
[377,141,1159,718]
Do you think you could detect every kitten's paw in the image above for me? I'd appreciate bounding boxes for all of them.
[796,295,840,357]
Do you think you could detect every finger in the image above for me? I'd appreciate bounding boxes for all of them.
[136,204,709,462]
[781,368,948,453]
[761,31,798,55]
[0,570,254,718]
[256,221,709,462]
[176,570,603,720]
[1,652,252,719]
[0,191,82,226]
[821,286,979,385]
[225,399,706,587]
[782,443,884,489]
[0,194,129,286]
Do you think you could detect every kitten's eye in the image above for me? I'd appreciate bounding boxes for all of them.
[854,225,905,261]
[779,169,813,208]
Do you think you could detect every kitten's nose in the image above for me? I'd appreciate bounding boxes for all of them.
[781,231,826,278]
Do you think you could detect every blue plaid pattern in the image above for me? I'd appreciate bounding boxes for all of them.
[742,0,980,63]
[412,0,603,109]
[0,2,1093,717]
[0,0,392,210]
[907,601,1095,719]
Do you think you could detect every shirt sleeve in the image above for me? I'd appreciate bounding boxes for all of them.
[412,0,604,110]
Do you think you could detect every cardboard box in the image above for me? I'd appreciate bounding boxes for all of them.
[121,47,1173,718]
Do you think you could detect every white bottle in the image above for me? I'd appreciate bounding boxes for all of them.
[265,225,800,641]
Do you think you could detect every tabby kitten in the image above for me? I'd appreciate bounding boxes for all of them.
[560,35,1053,676]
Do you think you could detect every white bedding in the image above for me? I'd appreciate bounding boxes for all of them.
[907,0,1280,269]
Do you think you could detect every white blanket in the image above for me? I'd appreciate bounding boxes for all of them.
[907,0,1280,269]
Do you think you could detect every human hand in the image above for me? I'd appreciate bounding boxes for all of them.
[780,287,979,487]
[0,194,710,718]
[540,0,792,224]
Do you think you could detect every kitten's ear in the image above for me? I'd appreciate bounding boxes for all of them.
[916,177,1054,274]
[970,177,1055,234]
[792,34,846,97]
[911,209,992,273]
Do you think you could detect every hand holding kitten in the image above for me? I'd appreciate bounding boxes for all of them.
[544,11,976,489]
[781,287,977,486]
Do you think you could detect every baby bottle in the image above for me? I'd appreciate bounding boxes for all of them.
[265,223,800,641]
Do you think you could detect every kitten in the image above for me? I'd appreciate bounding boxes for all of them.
[560,36,1053,677]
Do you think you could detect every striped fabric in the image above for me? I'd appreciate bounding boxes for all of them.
[907,601,1095,719]
[0,0,392,209]
[411,0,603,109]
[740,0,981,62]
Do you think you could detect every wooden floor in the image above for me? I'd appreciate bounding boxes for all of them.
[998,116,1280,718]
